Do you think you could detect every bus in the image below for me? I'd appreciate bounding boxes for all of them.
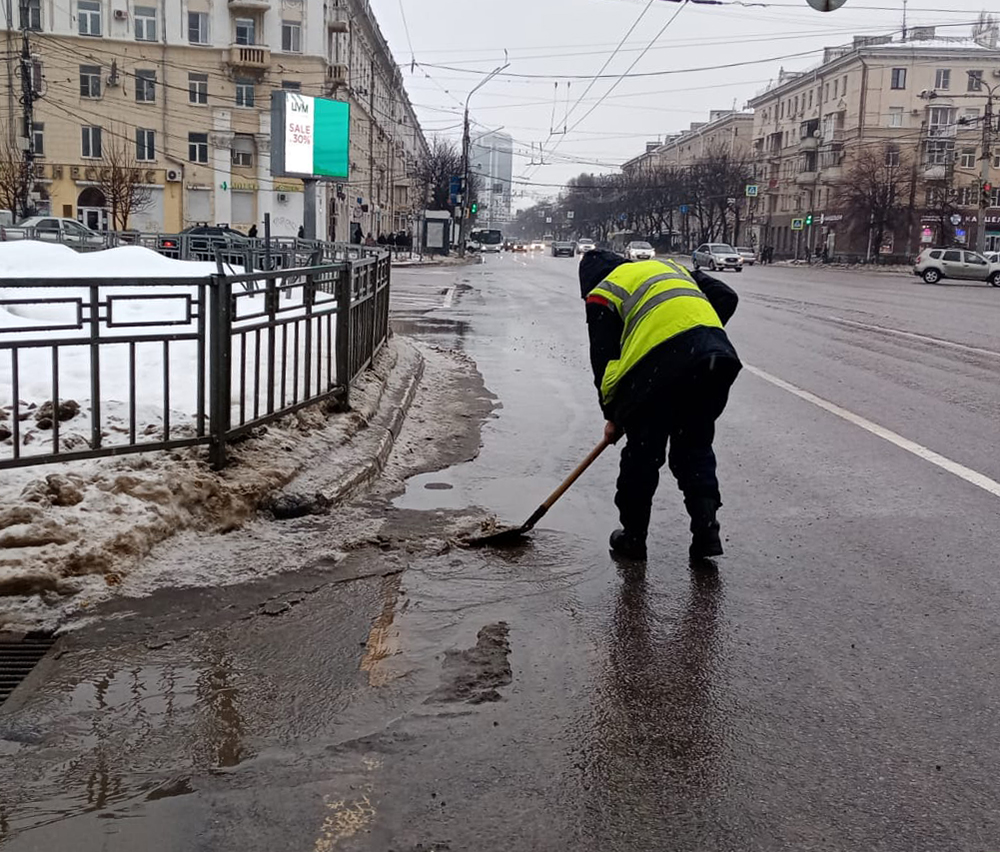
[470,228,503,253]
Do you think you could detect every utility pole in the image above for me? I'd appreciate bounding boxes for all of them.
[17,0,34,220]
[976,89,994,254]
[458,57,509,258]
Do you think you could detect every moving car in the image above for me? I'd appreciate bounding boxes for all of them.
[692,243,744,272]
[551,240,576,257]
[626,240,655,261]
[511,240,528,252]
[576,238,596,254]
[736,246,757,266]
[914,247,1000,286]
[529,240,545,251]
[1,216,106,247]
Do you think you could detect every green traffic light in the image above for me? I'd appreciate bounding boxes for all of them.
[471,203,478,214]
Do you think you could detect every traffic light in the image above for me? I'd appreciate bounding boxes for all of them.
[805,213,814,226]
[983,182,993,208]
[470,202,478,215]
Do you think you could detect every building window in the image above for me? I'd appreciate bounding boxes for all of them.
[808,90,813,109]
[968,70,983,92]
[136,128,155,161]
[188,72,208,104]
[135,69,155,102]
[188,11,208,44]
[78,0,100,35]
[841,75,848,95]
[890,68,906,90]
[992,187,1000,208]
[32,123,43,156]
[925,140,954,166]
[281,20,302,52]
[885,147,900,167]
[30,59,42,95]
[21,0,40,30]
[888,107,903,127]
[134,5,156,40]
[960,148,976,169]
[81,125,102,158]
[235,17,255,45]
[935,69,951,90]
[188,132,208,163]
[231,135,254,167]
[235,79,255,107]
[79,64,101,98]
[993,153,1000,169]
[956,186,974,206]
[281,80,301,91]
[824,82,829,101]
[964,107,980,125]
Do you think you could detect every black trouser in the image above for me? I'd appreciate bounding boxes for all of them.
[615,360,738,541]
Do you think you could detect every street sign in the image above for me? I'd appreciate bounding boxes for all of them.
[679,204,689,214]
[567,211,574,219]
[545,216,552,223]
[745,185,759,197]
[791,218,805,231]
[950,213,963,226]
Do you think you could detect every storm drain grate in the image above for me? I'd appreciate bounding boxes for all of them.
[0,633,55,706]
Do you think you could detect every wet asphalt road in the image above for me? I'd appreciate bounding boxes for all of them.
[4,254,1000,851]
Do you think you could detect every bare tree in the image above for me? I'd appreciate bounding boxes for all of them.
[835,144,915,262]
[96,124,152,231]
[0,123,33,218]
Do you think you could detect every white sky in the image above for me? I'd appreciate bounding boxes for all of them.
[371,0,1000,206]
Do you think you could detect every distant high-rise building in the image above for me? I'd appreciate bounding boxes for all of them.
[470,131,513,228]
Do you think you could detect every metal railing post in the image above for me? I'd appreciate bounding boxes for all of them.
[335,263,353,409]
[89,283,102,450]
[208,275,233,469]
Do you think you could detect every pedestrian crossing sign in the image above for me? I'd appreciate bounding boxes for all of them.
[791,218,805,231]
[746,184,759,197]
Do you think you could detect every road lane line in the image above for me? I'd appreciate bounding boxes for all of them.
[744,364,1000,499]
[442,286,455,309]
[828,317,1000,359]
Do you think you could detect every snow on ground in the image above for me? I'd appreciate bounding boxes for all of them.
[0,241,332,461]
[0,338,402,630]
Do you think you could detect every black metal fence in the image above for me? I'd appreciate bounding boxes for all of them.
[0,249,391,470]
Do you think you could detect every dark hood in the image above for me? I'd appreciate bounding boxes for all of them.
[578,249,630,299]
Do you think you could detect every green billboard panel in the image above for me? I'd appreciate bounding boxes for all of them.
[271,92,350,180]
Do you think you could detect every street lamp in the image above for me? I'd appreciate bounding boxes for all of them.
[458,58,509,257]
[967,70,999,253]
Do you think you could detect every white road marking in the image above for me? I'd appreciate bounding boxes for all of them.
[442,286,455,309]
[829,316,1000,360]
[744,363,1000,499]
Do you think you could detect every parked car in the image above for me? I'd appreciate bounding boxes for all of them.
[551,240,576,257]
[692,243,744,272]
[576,238,596,254]
[180,224,249,240]
[626,241,655,261]
[914,247,1000,286]
[1,216,106,247]
[736,246,757,266]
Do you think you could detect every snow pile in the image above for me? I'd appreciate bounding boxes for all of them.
[0,340,402,627]
[0,241,327,460]
[0,240,240,278]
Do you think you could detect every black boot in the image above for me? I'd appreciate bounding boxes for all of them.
[609,529,647,561]
[687,497,723,559]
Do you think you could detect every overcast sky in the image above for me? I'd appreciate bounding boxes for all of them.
[370,0,999,206]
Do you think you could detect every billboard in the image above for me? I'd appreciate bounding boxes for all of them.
[271,92,350,180]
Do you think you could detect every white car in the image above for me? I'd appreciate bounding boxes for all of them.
[576,238,596,254]
[626,240,655,261]
[693,243,744,272]
[3,216,105,247]
[529,240,545,251]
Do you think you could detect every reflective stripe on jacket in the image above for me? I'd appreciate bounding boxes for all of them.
[587,259,723,405]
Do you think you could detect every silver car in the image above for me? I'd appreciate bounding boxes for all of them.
[914,247,1000,286]
[693,243,743,272]
[736,246,757,266]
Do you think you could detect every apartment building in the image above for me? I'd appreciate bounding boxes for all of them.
[622,110,754,177]
[748,25,1000,258]
[0,0,427,238]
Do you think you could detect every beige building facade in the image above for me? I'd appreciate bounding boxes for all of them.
[0,0,427,239]
[622,110,754,177]
[748,26,1000,259]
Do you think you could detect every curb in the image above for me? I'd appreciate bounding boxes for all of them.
[320,342,425,507]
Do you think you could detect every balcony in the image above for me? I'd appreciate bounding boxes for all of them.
[927,125,957,139]
[228,44,270,69]
[228,0,270,8]
[799,135,819,152]
[821,164,844,182]
[795,170,819,185]
[821,128,846,145]
[923,164,948,180]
